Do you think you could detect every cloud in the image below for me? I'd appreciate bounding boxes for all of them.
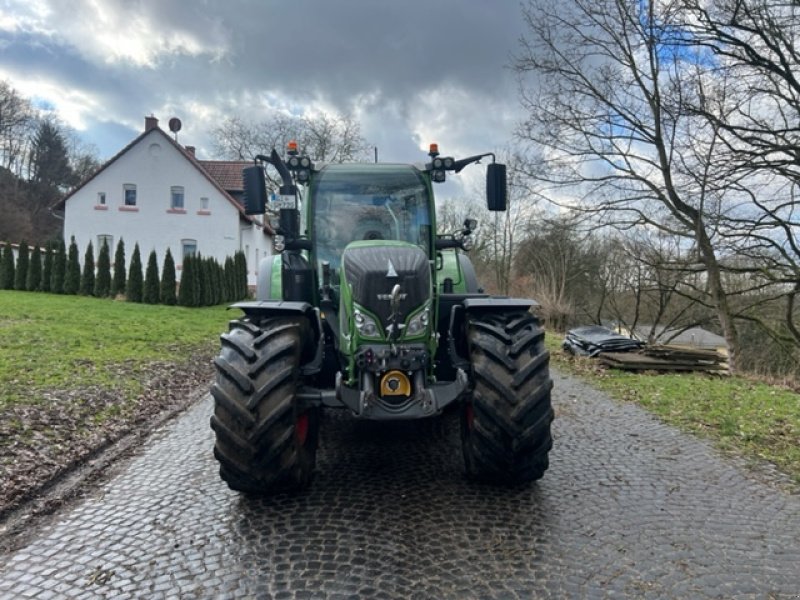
[0,0,530,164]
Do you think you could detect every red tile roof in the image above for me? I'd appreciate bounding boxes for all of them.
[198,160,250,192]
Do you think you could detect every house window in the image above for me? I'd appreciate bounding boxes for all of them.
[171,186,185,210]
[182,239,198,258]
[124,184,137,206]
[200,197,209,210]
[97,235,113,251]
[98,192,106,205]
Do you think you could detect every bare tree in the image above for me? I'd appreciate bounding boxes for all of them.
[678,0,800,347]
[0,80,35,174]
[212,111,370,164]
[513,0,746,370]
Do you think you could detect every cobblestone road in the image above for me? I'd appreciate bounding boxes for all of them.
[1,370,799,599]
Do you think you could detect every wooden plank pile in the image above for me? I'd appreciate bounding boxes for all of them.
[597,345,729,373]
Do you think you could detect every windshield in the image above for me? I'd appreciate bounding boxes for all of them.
[311,165,432,275]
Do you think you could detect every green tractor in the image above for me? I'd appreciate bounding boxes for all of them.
[210,143,554,493]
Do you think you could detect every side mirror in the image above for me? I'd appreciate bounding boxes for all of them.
[486,163,507,211]
[243,165,267,215]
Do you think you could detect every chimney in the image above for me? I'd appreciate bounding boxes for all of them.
[185,145,196,157]
[144,115,159,132]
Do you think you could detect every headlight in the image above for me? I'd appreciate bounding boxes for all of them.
[405,306,430,336]
[354,309,381,338]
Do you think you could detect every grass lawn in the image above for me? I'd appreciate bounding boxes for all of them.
[0,290,232,408]
[544,330,800,485]
[0,290,236,511]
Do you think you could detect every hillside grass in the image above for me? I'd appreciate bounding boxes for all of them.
[0,290,231,409]
[544,330,800,485]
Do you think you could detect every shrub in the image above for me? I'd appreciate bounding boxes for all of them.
[51,239,66,294]
[160,248,177,305]
[26,245,42,291]
[112,238,126,297]
[1,244,15,289]
[177,254,195,307]
[143,250,160,304]
[224,256,235,302]
[95,240,111,297]
[234,250,248,299]
[64,237,81,295]
[41,242,53,293]
[80,242,95,296]
[127,243,143,303]
[14,241,29,291]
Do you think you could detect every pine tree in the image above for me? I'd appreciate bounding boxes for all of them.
[224,256,236,302]
[143,250,160,304]
[192,253,203,306]
[64,237,80,294]
[41,242,53,293]
[26,246,42,291]
[177,254,194,306]
[95,240,111,297]
[160,248,177,305]
[14,241,29,291]
[1,245,15,289]
[51,239,66,294]
[211,260,223,305]
[127,243,143,302]
[198,257,211,306]
[234,251,248,299]
[80,242,95,296]
[112,239,126,297]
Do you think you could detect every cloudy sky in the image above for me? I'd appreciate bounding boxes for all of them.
[0,0,530,187]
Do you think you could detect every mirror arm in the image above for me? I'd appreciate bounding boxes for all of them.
[452,152,495,173]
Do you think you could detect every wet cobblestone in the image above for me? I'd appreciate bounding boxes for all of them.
[1,370,799,598]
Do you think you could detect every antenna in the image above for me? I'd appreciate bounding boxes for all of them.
[168,117,182,142]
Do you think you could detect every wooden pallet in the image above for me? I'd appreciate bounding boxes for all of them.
[598,345,728,373]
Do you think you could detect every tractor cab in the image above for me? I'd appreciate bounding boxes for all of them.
[310,164,433,289]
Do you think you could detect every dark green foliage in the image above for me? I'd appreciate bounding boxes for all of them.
[178,254,195,307]
[64,237,80,295]
[125,244,144,302]
[160,248,177,305]
[1,245,15,289]
[127,244,143,303]
[176,254,231,307]
[190,254,203,306]
[95,240,111,298]
[30,117,75,189]
[14,241,29,291]
[80,242,95,296]
[51,239,66,294]
[211,260,224,305]
[234,251,248,299]
[41,242,53,293]
[224,256,235,302]
[112,239,126,297]
[203,258,216,306]
[26,245,42,291]
[143,250,160,304]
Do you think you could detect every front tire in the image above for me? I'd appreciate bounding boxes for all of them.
[210,317,320,494]
[461,311,554,484]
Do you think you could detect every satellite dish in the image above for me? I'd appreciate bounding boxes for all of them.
[168,118,182,133]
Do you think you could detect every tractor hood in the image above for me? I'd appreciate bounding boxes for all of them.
[341,241,430,330]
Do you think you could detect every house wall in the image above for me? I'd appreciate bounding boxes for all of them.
[63,129,271,285]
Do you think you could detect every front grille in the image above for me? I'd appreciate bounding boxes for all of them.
[342,244,430,326]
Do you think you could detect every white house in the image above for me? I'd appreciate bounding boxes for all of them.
[54,116,273,285]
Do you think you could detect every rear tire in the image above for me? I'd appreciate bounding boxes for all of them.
[210,317,320,494]
[461,311,554,484]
